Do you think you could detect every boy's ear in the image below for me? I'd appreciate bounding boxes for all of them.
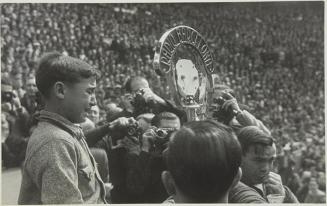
[161,170,176,196]
[230,167,242,189]
[53,81,66,99]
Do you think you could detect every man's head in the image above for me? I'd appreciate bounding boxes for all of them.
[10,71,23,89]
[162,120,242,203]
[237,126,276,186]
[88,105,100,124]
[36,52,99,123]
[136,113,155,132]
[152,112,181,130]
[25,76,37,96]
[1,76,14,104]
[125,76,149,93]
[104,102,123,121]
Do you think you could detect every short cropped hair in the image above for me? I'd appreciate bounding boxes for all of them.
[124,76,147,93]
[35,52,100,98]
[165,120,242,202]
[151,112,180,127]
[237,126,276,155]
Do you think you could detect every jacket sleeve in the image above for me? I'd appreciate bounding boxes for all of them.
[27,139,84,204]
[161,99,187,124]
[124,152,148,196]
[229,182,268,203]
[283,185,299,203]
[234,110,271,135]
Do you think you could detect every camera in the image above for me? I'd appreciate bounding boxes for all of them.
[126,122,142,137]
[130,89,151,116]
[111,121,143,144]
[119,121,142,138]
[1,91,14,103]
[130,89,145,106]
[211,92,237,125]
[155,128,175,139]
[152,128,176,151]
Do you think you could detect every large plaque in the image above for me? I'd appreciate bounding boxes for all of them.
[153,26,215,121]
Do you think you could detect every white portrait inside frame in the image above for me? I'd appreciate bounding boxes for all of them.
[175,59,200,98]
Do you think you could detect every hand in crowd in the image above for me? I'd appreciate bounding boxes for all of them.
[221,91,241,113]
[1,92,22,113]
[264,172,286,198]
[141,127,158,153]
[11,92,22,110]
[109,117,136,130]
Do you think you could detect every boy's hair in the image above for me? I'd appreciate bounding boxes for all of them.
[35,52,100,98]
[165,120,242,202]
[237,126,276,155]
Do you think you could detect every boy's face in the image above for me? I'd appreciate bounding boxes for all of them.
[63,77,97,123]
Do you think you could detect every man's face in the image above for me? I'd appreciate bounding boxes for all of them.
[88,105,100,124]
[63,77,97,123]
[241,143,276,186]
[11,73,23,89]
[26,78,37,96]
[1,113,9,141]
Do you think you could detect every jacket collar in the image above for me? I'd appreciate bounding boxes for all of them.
[38,110,83,139]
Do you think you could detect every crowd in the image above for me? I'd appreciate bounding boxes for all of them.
[1,2,325,204]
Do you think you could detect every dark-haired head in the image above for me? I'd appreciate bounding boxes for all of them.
[36,52,100,99]
[237,126,277,186]
[35,52,99,123]
[237,126,275,155]
[162,120,242,203]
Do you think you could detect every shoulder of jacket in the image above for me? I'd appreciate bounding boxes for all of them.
[229,182,267,203]
[26,122,79,160]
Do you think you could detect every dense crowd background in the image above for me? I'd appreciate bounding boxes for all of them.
[1,2,324,203]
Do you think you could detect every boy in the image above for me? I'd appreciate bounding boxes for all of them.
[19,52,105,204]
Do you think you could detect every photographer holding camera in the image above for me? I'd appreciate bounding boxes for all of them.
[122,76,186,123]
[86,115,144,203]
[80,113,141,202]
[2,77,30,168]
[117,112,181,203]
[97,111,180,203]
